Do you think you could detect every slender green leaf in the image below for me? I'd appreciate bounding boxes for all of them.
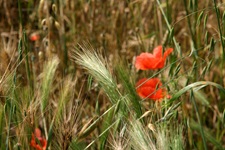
[166,81,225,106]
[197,11,204,26]
[190,119,224,150]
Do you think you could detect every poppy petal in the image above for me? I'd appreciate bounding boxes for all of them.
[30,128,47,150]
[152,58,164,69]
[135,53,154,70]
[34,128,42,138]
[136,78,161,87]
[137,86,155,98]
[30,134,36,147]
[30,34,40,41]
[153,45,163,58]
[40,138,47,150]
[136,78,165,101]
[135,55,164,70]
[163,48,173,59]
[135,46,173,70]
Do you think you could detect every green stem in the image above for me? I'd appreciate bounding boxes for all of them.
[190,90,207,150]
[18,0,23,27]
[213,0,225,60]
[23,30,33,92]
[156,0,182,56]
[183,0,198,58]
[5,100,12,150]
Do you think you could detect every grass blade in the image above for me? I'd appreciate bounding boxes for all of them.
[190,119,224,150]
[166,81,225,106]
[190,90,207,150]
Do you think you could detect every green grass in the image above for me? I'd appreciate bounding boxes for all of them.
[0,0,225,149]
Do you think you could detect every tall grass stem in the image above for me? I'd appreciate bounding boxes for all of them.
[156,0,181,56]
[213,0,225,60]
[190,90,207,150]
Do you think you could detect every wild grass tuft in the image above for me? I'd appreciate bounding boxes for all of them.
[40,57,59,112]
[128,120,156,150]
[72,43,120,105]
[72,43,140,149]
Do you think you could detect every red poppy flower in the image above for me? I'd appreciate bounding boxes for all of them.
[30,128,47,150]
[135,45,173,70]
[30,33,40,41]
[136,78,167,101]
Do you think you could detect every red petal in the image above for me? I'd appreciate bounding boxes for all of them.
[153,58,164,69]
[135,53,164,70]
[40,138,47,150]
[30,134,36,147]
[153,45,163,58]
[135,46,173,70]
[30,128,47,150]
[136,78,161,87]
[136,78,164,101]
[34,128,42,138]
[163,48,173,59]
[30,34,40,41]
[135,53,154,70]
[137,86,155,98]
